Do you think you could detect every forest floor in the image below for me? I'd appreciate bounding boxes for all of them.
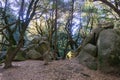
[0,58,120,80]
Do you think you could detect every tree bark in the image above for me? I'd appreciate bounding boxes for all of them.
[4,0,39,68]
[4,38,24,69]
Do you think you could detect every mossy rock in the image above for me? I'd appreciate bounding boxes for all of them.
[35,42,49,54]
[87,61,97,70]
[14,50,26,61]
[26,49,42,60]
[77,49,97,70]
[97,29,120,73]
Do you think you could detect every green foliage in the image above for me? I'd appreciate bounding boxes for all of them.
[57,32,68,56]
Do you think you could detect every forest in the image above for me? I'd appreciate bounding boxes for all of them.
[0,0,120,80]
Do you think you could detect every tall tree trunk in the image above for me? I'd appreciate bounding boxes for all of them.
[4,47,15,68]
[54,0,60,57]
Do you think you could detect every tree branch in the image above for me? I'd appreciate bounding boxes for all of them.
[94,0,120,17]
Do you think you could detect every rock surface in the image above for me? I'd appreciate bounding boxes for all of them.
[77,26,120,73]
[26,49,42,60]
[97,29,120,72]
[14,50,26,61]
[77,44,97,70]
[25,36,54,61]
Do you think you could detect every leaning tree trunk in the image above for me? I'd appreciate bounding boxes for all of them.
[4,47,16,68]
[4,0,38,69]
[4,39,24,69]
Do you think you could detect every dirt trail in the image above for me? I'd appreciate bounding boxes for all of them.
[0,59,120,80]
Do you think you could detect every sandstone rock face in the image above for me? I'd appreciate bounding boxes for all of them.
[26,49,42,60]
[83,44,97,57]
[35,41,50,55]
[25,36,54,62]
[97,29,120,72]
[14,50,26,61]
[77,27,103,70]
[78,44,97,70]
[77,26,120,73]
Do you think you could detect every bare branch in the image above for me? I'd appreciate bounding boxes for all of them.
[94,0,120,17]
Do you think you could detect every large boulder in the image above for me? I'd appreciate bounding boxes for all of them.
[77,23,120,73]
[26,49,42,60]
[35,41,50,55]
[78,44,97,70]
[97,29,120,72]
[25,36,55,65]
[83,44,97,57]
[76,26,103,54]
[81,27,104,47]
[14,50,26,61]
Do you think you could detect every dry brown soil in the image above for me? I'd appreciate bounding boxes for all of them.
[0,59,120,80]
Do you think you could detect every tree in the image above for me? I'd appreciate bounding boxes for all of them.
[62,0,79,59]
[0,0,39,68]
